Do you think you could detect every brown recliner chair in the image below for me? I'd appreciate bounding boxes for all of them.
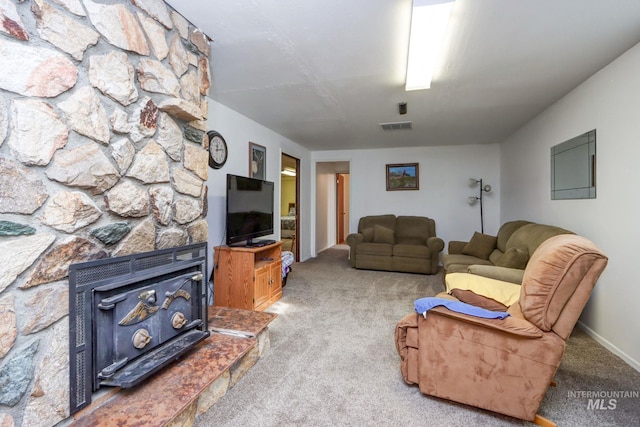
[395,234,608,424]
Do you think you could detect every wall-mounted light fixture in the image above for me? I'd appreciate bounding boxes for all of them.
[405,0,455,91]
[467,178,491,233]
[281,167,296,177]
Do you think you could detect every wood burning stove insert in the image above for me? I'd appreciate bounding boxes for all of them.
[69,243,209,414]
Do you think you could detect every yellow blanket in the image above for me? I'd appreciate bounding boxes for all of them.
[445,272,521,306]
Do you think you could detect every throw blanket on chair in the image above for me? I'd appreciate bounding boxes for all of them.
[414,297,510,319]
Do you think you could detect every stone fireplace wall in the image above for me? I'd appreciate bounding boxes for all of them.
[0,1,210,425]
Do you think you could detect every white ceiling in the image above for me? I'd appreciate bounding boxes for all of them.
[166,0,640,151]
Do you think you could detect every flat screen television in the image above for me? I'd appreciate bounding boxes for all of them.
[226,174,275,247]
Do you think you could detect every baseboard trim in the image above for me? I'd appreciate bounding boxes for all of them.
[577,321,640,373]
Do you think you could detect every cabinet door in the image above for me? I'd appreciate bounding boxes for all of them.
[254,265,270,310]
[269,261,283,300]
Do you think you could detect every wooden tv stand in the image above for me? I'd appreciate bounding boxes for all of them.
[212,241,282,311]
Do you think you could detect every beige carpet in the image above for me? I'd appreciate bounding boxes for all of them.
[195,246,640,427]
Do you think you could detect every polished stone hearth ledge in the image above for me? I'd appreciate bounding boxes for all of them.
[209,306,278,337]
[70,307,276,427]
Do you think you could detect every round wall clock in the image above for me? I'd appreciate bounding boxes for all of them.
[207,130,228,169]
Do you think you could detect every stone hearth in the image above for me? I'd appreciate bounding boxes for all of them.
[70,307,276,427]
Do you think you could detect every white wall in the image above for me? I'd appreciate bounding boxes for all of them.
[205,99,312,279]
[501,42,640,370]
[312,144,501,254]
[315,162,337,252]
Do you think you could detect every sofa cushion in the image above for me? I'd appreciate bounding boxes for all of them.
[505,223,573,258]
[444,263,473,274]
[356,242,393,256]
[374,224,395,244]
[396,237,426,246]
[488,248,504,265]
[462,232,497,260]
[361,227,374,242]
[443,254,493,271]
[396,216,434,241]
[496,246,529,269]
[495,220,532,252]
[393,244,429,258]
[358,214,396,233]
[467,264,526,284]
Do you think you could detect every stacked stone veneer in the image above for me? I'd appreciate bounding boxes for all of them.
[0,0,211,425]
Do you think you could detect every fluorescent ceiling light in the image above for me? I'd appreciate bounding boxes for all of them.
[281,167,296,176]
[405,0,454,91]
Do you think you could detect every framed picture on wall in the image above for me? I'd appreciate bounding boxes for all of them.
[249,142,266,180]
[386,163,419,191]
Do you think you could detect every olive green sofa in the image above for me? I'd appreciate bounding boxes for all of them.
[346,215,444,275]
[442,220,574,283]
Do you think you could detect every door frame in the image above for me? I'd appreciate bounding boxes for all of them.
[282,153,300,261]
[336,173,346,243]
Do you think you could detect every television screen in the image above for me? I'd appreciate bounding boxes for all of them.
[226,174,275,246]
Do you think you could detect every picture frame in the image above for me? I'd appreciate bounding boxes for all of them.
[386,163,419,191]
[249,142,266,180]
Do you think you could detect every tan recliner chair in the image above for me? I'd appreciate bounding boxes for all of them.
[395,234,608,425]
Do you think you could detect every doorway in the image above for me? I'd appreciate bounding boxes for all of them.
[281,153,299,261]
[314,161,350,253]
[336,173,350,244]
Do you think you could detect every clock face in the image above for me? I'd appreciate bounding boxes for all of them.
[207,131,228,169]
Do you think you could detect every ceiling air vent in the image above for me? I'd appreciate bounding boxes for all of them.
[379,121,412,131]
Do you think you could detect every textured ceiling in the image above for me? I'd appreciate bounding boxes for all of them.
[166,0,640,151]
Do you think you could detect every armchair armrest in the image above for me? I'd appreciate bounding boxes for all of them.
[467,264,525,284]
[346,233,363,267]
[427,306,543,338]
[346,233,363,248]
[448,288,509,312]
[448,240,467,254]
[427,237,444,253]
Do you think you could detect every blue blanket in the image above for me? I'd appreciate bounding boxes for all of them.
[414,297,510,319]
